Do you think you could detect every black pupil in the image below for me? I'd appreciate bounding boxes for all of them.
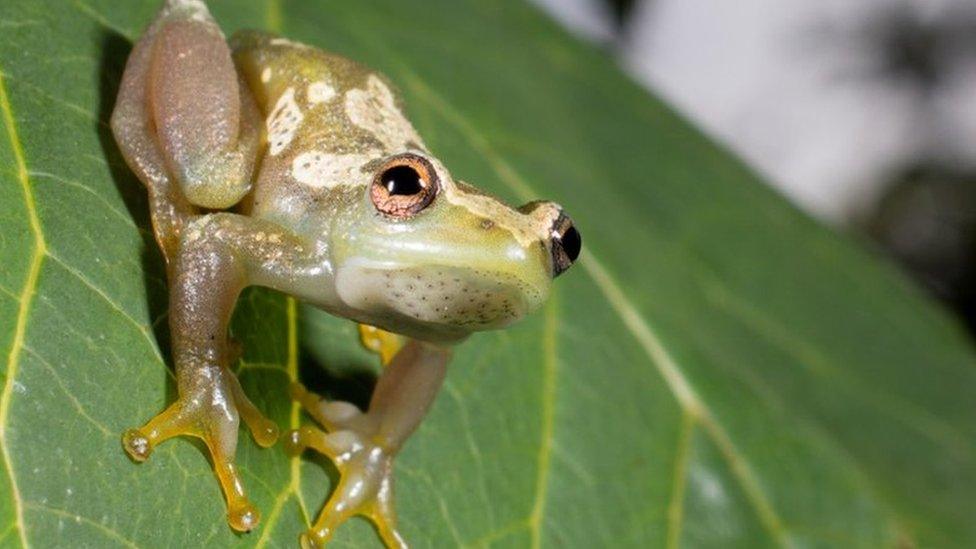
[560,225,582,262]
[383,166,424,196]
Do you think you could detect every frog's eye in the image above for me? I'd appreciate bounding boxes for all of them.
[551,213,581,277]
[370,154,439,218]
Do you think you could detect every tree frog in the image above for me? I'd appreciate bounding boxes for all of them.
[110,0,581,546]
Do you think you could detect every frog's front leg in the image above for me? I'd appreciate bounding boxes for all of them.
[286,340,450,548]
[122,214,318,531]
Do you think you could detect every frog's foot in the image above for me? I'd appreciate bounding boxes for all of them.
[122,368,279,531]
[358,324,406,366]
[285,385,406,549]
[288,382,364,432]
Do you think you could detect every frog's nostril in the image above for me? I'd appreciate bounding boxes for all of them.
[550,212,581,277]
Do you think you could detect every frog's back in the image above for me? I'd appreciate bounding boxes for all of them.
[229,31,426,225]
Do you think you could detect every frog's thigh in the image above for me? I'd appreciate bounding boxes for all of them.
[110,4,197,262]
[147,2,260,209]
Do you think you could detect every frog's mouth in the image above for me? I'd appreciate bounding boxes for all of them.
[335,260,546,332]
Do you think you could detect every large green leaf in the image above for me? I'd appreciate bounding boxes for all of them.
[1,0,975,547]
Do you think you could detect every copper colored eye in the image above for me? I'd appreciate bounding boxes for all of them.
[370,154,438,218]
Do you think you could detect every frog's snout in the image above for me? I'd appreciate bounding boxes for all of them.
[516,200,581,277]
[545,207,582,278]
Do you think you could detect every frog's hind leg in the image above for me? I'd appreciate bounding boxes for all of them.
[147,0,261,210]
[111,1,197,263]
[110,0,261,262]
[287,341,451,548]
[285,391,408,549]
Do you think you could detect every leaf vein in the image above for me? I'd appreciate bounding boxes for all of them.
[70,0,135,41]
[24,503,141,549]
[464,519,530,548]
[255,298,307,549]
[705,282,975,458]
[550,442,596,486]
[22,346,113,438]
[399,466,465,545]
[47,251,173,375]
[0,62,43,549]
[665,411,695,549]
[28,170,143,233]
[0,73,107,128]
[444,382,496,526]
[528,298,558,549]
[46,253,167,370]
[0,285,19,302]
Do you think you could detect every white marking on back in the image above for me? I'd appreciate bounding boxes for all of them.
[307,81,336,104]
[345,75,425,151]
[292,150,378,189]
[267,87,303,156]
[270,37,310,49]
[261,67,272,83]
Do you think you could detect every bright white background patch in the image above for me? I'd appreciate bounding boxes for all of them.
[292,150,376,189]
[267,87,303,156]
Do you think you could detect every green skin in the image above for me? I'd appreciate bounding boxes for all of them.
[110,1,578,547]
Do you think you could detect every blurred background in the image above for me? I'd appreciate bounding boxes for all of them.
[530,0,976,333]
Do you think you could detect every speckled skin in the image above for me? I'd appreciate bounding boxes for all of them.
[110,1,578,546]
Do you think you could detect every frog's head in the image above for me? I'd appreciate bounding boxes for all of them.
[332,152,581,342]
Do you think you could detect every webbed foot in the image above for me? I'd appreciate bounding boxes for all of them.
[286,383,406,549]
[122,367,279,531]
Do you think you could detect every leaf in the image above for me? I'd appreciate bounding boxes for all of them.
[1,0,975,547]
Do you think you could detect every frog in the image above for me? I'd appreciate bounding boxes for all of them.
[110,0,581,546]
